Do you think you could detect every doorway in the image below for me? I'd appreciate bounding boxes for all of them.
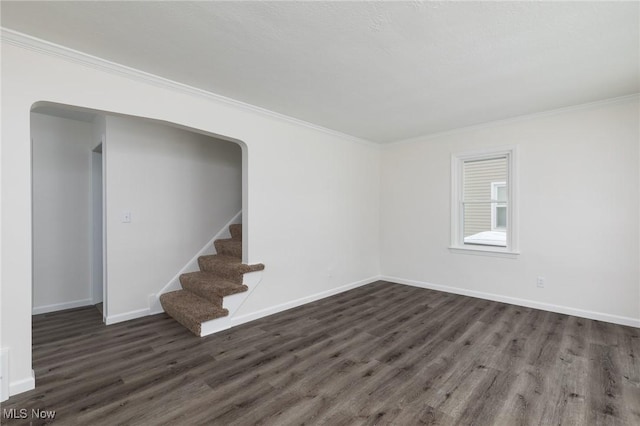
[91,142,105,319]
[30,109,106,322]
[30,102,247,324]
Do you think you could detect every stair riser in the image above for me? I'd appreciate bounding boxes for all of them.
[180,272,249,297]
[214,240,242,259]
[229,224,242,240]
[197,260,246,284]
[161,302,202,336]
[159,290,229,337]
[180,284,224,306]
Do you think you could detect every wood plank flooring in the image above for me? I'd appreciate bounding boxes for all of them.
[2,281,639,425]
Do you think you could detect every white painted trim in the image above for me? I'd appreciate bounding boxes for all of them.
[9,370,35,397]
[148,210,242,314]
[381,275,640,329]
[386,93,640,147]
[490,181,506,231]
[230,276,380,327]
[32,298,93,315]
[200,317,231,337]
[0,28,377,148]
[448,247,520,259]
[105,308,149,325]
[451,146,519,256]
[1,30,637,151]
[200,274,377,336]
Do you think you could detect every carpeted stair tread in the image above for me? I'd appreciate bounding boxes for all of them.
[161,223,266,336]
[229,224,242,240]
[180,272,248,304]
[198,255,265,283]
[214,238,242,259]
[159,290,228,336]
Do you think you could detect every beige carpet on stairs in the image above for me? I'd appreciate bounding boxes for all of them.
[160,223,264,336]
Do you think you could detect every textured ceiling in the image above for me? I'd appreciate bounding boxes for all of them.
[2,1,639,143]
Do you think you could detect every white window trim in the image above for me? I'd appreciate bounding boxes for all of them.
[450,146,519,258]
[490,181,507,231]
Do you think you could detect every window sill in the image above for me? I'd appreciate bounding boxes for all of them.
[448,246,520,259]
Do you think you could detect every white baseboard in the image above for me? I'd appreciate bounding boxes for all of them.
[382,275,640,328]
[200,317,232,337]
[199,275,379,337]
[32,298,93,315]
[230,276,380,328]
[105,308,150,325]
[9,370,35,397]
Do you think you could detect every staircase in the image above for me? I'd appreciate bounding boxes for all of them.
[160,224,264,336]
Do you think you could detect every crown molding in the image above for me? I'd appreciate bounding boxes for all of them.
[4,27,635,149]
[386,93,640,148]
[1,27,379,148]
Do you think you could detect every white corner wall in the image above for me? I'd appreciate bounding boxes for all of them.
[1,37,381,396]
[31,113,95,313]
[104,116,242,321]
[381,97,640,326]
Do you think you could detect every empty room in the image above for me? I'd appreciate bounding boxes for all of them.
[1,1,639,425]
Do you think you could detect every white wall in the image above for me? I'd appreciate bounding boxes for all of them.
[381,97,640,325]
[2,30,638,401]
[105,115,242,320]
[31,113,95,313]
[1,38,381,395]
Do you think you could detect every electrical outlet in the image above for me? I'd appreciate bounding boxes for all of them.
[537,276,545,288]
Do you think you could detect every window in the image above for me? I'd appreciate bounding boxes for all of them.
[451,147,518,256]
[491,182,507,231]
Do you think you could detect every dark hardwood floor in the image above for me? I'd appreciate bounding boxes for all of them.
[2,281,639,425]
